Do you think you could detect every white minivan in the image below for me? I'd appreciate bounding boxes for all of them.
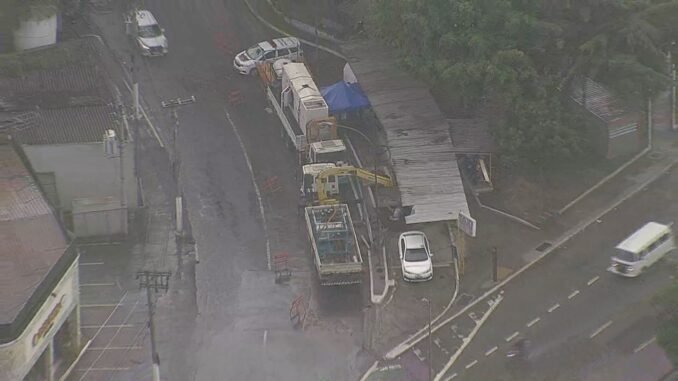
[608,222,675,277]
[233,37,303,75]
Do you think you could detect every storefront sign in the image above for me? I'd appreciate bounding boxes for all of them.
[31,294,65,347]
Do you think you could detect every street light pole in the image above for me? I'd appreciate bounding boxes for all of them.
[422,298,433,381]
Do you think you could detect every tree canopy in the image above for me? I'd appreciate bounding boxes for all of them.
[370,0,678,166]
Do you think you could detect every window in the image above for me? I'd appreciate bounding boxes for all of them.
[138,24,162,38]
[264,51,276,60]
[289,46,298,54]
[277,48,290,57]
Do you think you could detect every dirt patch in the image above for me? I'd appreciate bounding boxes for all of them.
[478,153,630,225]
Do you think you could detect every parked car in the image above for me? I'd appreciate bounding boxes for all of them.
[233,37,302,75]
[398,231,433,282]
[127,9,168,56]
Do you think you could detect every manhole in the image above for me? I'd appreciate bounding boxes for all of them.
[535,242,552,252]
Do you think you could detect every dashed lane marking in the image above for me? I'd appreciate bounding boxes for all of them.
[547,303,560,313]
[505,331,520,342]
[526,317,541,327]
[445,373,458,381]
[568,290,580,299]
[263,329,268,347]
[413,348,426,362]
[465,360,478,369]
[633,337,656,353]
[485,346,498,356]
[587,276,600,286]
[79,262,104,266]
[589,320,613,338]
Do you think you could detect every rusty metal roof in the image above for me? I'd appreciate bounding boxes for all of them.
[0,143,69,330]
[448,118,496,154]
[343,41,469,224]
[570,78,629,123]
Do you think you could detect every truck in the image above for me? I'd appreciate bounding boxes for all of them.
[257,61,348,163]
[304,204,363,286]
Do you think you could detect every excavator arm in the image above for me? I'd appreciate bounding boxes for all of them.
[314,166,393,205]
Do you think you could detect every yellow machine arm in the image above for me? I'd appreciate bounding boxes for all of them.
[315,166,393,204]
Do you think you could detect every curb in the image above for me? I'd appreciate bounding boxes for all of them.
[241,0,347,61]
[373,155,678,364]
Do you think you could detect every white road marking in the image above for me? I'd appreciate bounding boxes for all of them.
[413,348,426,362]
[526,317,541,327]
[79,262,104,266]
[568,290,580,299]
[88,346,143,350]
[445,373,457,381]
[633,337,656,353]
[505,331,520,342]
[76,367,131,371]
[485,346,498,356]
[263,329,268,347]
[465,360,478,369]
[587,276,600,286]
[225,109,271,270]
[589,320,613,338]
[82,324,137,329]
[547,303,560,313]
[81,304,119,308]
[80,283,116,287]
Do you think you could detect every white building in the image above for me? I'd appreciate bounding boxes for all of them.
[0,141,81,381]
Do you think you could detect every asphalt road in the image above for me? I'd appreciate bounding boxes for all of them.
[443,167,678,381]
[101,0,369,379]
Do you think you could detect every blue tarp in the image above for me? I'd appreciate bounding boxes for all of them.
[321,81,370,114]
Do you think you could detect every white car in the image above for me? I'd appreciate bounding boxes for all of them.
[233,37,302,75]
[398,231,433,282]
[128,10,168,56]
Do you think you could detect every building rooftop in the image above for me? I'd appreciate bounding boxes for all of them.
[0,38,119,144]
[0,142,72,343]
[343,41,469,224]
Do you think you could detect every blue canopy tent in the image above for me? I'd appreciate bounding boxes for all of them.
[321,81,370,115]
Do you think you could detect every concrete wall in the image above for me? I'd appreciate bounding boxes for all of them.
[14,13,57,51]
[23,142,138,212]
[0,258,79,380]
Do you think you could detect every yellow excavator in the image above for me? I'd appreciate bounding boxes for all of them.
[302,164,394,205]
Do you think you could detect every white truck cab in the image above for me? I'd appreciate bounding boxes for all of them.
[308,139,347,165]
[234,37,302,75]
[127,10,168,56]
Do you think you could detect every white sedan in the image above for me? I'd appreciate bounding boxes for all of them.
[398,231,433,282]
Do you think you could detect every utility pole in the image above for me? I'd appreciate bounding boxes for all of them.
[491,246,498,282]
[422,298,433,381]
[161,96,196,237]
[136,271,171,381]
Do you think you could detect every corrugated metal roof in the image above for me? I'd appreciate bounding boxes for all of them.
[570,78,628,123]
[0,144,67,325]
[4,105,119,144]
[344,41,469,224]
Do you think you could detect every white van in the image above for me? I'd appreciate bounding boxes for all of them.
[233,37,302,75]
[608,222,675,277]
